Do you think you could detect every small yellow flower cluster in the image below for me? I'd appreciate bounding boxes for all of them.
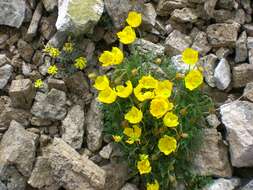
[43,45,60,58]
[34,79,43,88]
[74,57,87,70]
[63,42,74,53]
[47,65,58,75]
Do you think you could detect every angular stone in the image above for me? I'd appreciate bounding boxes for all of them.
[43,138,106,190]
[48,78,66,91]
[244,24,253,37]
[171,8,199,23]
[0,120,38,177]
[39,16,57,40]
[249,49,253,64]
[157,0,189,16]
[86,99,103,152]
[104,0,132,29]
[99,143,113,160]
[235,31,248,63]
[62,105,85,149]
[121,183,139,190]
[200,54,218,87]
[214,58,231,90]
[142,3,157,30]
[133,39,165,56]
[47,31,67,48]
[217,0,237,10]
[193,129,232,177]
[234,9,246,25]
[165,30,192,56]
[207,23,240,47]
[243,82,253,102]
[0,0,26,28]
[42,0,58,12]
[56,0,104,35]
[204,0,218,17]
[220,101,253,167]
[232,64,253,88]
[241,180,253,190]
[17,39,34,62]
[0,64,13,89]
[31,89,67,120]
[215,47,231,60]
[203,178,240,190]
[247,37,253,49]
[0,181,7,190]
[0,54,10,67]
[206,114,221,128]
[9,79,35,109]
[212,10,235,23]
[192,31,211,56]
[241,0,252,14]
[28,157,60,190]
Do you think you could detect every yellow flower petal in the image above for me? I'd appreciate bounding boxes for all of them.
[158,135,177,156]
[34,79,43,88]
[134,84,154,102]
[185,70,203,91]
[126,11,142,28]
[97,87,117,104]
[147,180,159,190]
[74,57,87,70]
[93,75,110,91]
[47,65,58,75]
[117,26,136,45]
[111,47,124,65]
[125,106,143,124]
[182,48,199,65]
[112,135,122,143]
[139,75,158,89]
[137,158,151,175]
[150,98,173,119]
[116,80,133,98]
[99,51,114,67]
[154,80,173,98]
[163,112,179,127]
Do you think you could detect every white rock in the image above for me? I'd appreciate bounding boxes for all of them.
[0,64,13,89]
[202,178,240,190]
[214,58,231,90]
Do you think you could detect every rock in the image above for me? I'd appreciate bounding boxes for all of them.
[241,180,253,190]
[64,72,90,97]
[39,16,57,40]
[47,31,67,48]
[0,0,26,28]
[142,3,157,30]
[62,105,85,149]
[244,24,253,37]
[42,0,58,12]
[0,34,9,49]
[133,39,165,56]
[193,128,232,177]
[220,101,253,167]
[121,183,139,190]
[207,23,240,47]
[234,9,246,25]
[86,99,103,152]
[249,49,253,64]
[28,157,60,190]
[235,31,248,63]
[99,143,113,160]
[0,120,38,177]
[241,0,252,14]
[212,10,235,23]
[232,64,253,88]
[200,54,218,87]
[206,114,221,128]
[157,0,189,16]
[17,39,34,62]
[26,2,43,40]
[247,37,253,49]
[204,0,218,17]
[102,163,128,190]
[56,0,104,35]
[243,82,253,102]
[0,54,10,67]
[202,178,240,190]
[42,138,106,190]
[22,62,32,76]
[0,182,7,190]
[217,0,237,10]
[214,58,231,90]
[171,8,199,23]
[216,47,231,60]
[48,78,67,91]
[0,166,26,190]
[192,31,212,56]
[0,64,13,89]
[0,96,31,129]
[9,79,35,109]
[165,30,192,56]
[104,0,132,29]
[171,55,194,73]
[31,89,67,120]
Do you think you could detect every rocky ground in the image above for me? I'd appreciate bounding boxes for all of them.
[0,0,253,190]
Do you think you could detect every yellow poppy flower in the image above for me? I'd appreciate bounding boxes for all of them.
[97,87,117,104]
[99,51,114,67]
[111,47,124,65]
[163,112,179,127]
[125,106,143,124]
[134,84,154,102]
[182,48,199,65]
[74,57,87,70]
[147,180,159,190]
[150,98,173,119]
[93,75,110,90]
[123,125,142,144]
[185,70,203,91]
[116,80,133,98]
[154,80,173,98]
[47,65,58,75]
[34,79,43,88]
[139,75,158,89]
[137,155,151,175]
[126,11,142,28]
[63,42,73,53]
[158,135,177,156]
[117,26,136,45]
[112,135,122,143]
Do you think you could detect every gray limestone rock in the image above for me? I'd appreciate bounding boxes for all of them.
[214,58,231,90]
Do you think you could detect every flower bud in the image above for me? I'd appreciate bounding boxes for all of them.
[114,77,122,85]
[180,108,187,116]
[88,72,97,80]
[131,69,138,76]
[154,58,162,65]
[175,73,184,79]
[181,133,189,138]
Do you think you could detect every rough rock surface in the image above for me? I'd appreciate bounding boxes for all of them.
[0,64,13,90]
[220,101,253,167]
[203,178,240,190]
[243,82,253,102]
[232,64,253,88]
[214,58,231,90]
